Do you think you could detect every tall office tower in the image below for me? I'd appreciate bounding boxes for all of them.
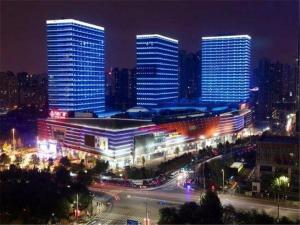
[47,19,105,114]
[179,50,201,99]
[105,67,136,110]
[136,34,179,107]
[201,35,251,103]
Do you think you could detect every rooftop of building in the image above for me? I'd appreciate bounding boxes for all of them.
[259,135,299,145]
[136,34,178,43]
[46,118,153,130]
[46,19,105,30]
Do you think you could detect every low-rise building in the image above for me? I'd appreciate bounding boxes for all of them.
[37,106,252,169]
[255,135,299,196]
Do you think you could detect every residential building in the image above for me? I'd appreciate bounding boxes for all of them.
[255,135,299,197]
[179,50,201,99]
[105,68,136,110]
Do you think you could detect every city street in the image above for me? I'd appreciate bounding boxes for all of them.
[88,177,300,224]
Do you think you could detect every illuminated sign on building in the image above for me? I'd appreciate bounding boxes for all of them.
[49,110,68,119]
[95,136,108,151]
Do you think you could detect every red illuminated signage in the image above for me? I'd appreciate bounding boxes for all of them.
[49,110,67,119]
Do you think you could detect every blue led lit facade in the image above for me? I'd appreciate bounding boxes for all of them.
[136,34,179,107]
[47,19,105,114]
[201,35,251,103]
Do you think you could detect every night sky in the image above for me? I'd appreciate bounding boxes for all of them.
[1,0,299,74]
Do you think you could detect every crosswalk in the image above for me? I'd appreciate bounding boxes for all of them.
[92,212,143,225]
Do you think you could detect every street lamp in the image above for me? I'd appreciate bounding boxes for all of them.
[144,190,150,225]
[12,128,15,151]
[272,176,290,221]
[221,169,225,193]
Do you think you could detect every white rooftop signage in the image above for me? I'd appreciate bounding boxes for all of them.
[137,34,178,43]
[202,35,251,40]
[46,19,104,31]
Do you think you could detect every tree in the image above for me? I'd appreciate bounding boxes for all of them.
[91,159,108,174]
[77,169,93,186]
[272,175,290,220]
[59,156,71,168]
[30,154,40,168]
[199,190,223,224]
[2,142,12,153]
[174,147,180,156]
[178,202,202,224]
[223,204,236,224]
[158,207,178,224]
[14,155,23,167]
[55,166,71,186]
[235,209,274,224]
[142,156,146,167]
[48,158,54,170]
[0,153,11,167]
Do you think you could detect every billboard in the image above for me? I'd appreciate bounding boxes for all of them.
[95,136,108,151]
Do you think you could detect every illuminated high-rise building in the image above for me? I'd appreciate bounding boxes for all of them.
[136,34,179,107]
[47,19,105,114]
[201,35,251,103]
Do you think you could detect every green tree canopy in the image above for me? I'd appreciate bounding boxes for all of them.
[199,190,223,224]
[91,159,108,174]
[59,156,71,168]
[0,153,11,166]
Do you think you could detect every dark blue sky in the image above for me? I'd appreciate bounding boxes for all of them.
[1,0,299,74]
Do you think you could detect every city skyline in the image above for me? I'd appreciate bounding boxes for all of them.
[0,1,299,224]
[1,0,298,74]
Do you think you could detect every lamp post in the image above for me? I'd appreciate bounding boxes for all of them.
[221,169,225,193]
[75,193,79,221]
[144,190,150,225]
[12,128,15,151]
[272,176,289,221]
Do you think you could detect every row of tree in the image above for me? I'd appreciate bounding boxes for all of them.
[0,156,109,224]
[158,191,298,224]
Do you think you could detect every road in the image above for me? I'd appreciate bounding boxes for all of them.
[88,178,300,224]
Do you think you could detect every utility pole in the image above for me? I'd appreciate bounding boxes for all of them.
[76,193,79,221]
[277,193,280,222]
[221,169,225,193]
[145,191,150,225]
[203,163,206,190]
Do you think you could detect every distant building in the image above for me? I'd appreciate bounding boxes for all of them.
[179,50,200,99]
[254,58,298,124]
[17,72,48,108]
[255,135,299,197]
[47,19,105,114]
[0,71,47,109]
[136,34,179,107]
[0,71,18,109]
[105,68,136,110]
[201,35,251,103]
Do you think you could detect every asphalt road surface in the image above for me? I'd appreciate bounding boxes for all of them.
[88,178,300,224]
